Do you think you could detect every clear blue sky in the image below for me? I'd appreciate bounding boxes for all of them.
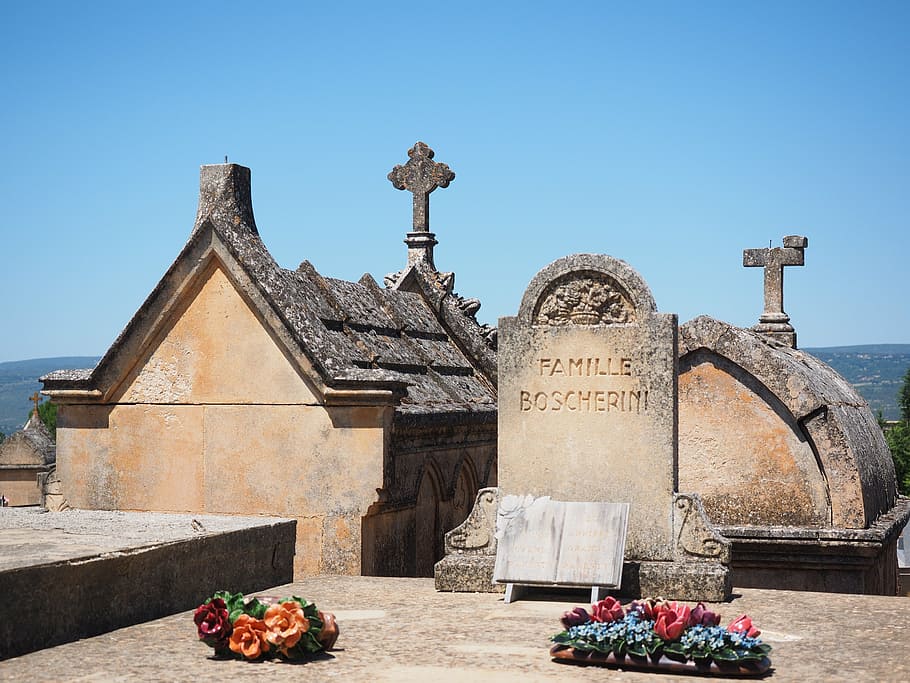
[1,1,908,363]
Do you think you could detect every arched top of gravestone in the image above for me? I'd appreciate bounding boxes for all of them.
[517,254,657,327]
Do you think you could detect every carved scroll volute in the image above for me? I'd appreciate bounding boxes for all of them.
[444,488,501,556]
[673,494,732,564]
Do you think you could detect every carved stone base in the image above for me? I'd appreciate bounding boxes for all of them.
[434,555,503,593]
[752,320,797,348]
[620,561,731,603]
[434,488,732,602]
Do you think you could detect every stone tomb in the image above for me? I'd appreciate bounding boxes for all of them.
[437,254,732,601]
[41,145,498,580]
[0,407,55,507]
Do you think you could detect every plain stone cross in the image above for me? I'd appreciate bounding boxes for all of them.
[29,391,40,418]
[743,235,808,346]
[388,142,455,232]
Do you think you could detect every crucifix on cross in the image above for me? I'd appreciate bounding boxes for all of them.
[743,235,808,348]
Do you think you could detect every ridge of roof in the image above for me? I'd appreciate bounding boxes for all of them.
[42,163,497,413]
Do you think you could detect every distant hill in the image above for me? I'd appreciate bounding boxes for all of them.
[0,347,907,436]
[803,345,910,421]
[0,357,99,435]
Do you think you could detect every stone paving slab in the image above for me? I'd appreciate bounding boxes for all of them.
[1,575,907,682]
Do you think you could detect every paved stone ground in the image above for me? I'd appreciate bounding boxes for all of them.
[1,575,907,682]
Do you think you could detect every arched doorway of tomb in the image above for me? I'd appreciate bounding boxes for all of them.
[415,464,442,577]
[451,456,478,533]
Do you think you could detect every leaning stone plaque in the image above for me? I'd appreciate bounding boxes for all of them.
[493,495,629,602]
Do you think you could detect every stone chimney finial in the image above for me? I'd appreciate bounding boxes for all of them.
[743,235,808,348]
[194,163,258,236]
[388,142,455,268]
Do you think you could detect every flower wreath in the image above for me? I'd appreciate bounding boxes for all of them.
[194,591,339,661]
[552,596,771,665]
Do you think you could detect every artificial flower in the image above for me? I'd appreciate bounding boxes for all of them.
[264,601,309,654]
[193,598,232,649]
[560,607,590,629]
[727,614,761,638]
[689,602,721,627]
[654,602,691,641]
[229,614,271,660]
[631,596,663,620]
[590,596,624,623]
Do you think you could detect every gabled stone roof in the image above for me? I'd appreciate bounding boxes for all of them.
[42,164,496,416]
[0,415,55,467]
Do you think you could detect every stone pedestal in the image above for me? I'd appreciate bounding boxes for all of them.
[436,488,731,601]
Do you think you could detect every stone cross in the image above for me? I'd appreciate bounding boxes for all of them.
[388,142,455,232]
[28,391,41,418]
[743,235,808,348]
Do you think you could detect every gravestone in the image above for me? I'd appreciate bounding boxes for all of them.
[437,254,731,601]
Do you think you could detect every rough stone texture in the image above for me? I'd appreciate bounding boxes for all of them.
[41,160,498,580]
[388,141,455,233]
[0,508,294,659]
[0,416,55,506]
[624,561,732,603]
[679,315,910,593]
[2,575,909,682]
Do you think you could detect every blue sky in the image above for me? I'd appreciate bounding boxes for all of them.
[1,1,908,362]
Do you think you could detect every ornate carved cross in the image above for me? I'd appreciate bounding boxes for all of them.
[743,235,808,347]
[388,142,455,232]
[29,391,41,418]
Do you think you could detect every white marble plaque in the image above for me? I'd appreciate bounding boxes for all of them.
[492,495,628,587]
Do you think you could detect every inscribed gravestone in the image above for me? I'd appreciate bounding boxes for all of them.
[497,254,677,561]
[437,253,731,600]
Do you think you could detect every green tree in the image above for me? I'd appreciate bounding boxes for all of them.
[887,422,910,495]
[37,400,57,442]
[0,431,5,444]
[886,366,910,496]
[899,366,910,423]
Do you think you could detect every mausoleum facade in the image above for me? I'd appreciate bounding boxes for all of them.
[42,146,497,578]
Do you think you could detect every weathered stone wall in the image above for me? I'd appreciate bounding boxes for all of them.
[679,349,830,526]
[677,315,908,593]
[679,316,897,529]
[0,419,54,506]
[363,413,497,577]
[56,263,389,578]
[0,468,46,506]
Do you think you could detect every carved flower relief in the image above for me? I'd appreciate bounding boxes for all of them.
[534,275,633,326]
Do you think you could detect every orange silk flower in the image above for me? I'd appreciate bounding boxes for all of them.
[264,601,310,654]
[228,614,270,659]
